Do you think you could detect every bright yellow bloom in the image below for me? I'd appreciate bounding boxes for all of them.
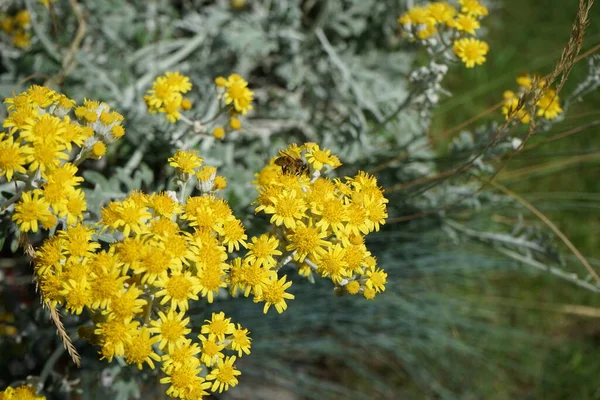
[427,2,456,24]
[124,327,161,370]
[155,271,201,311]
[105,285,147,320]
[366,267,387,293]
[537,89,562,120]
[245,234,282,268]
[1,384,45,399]
[453,38,489,68]
[305,144,342,170]
[168,149,203,175]
[286,221,328,262]
[0,134,27,181]
[454,13,480,35]
[12,191,53,233]
[164,71,192,93]
[197,262,228,303]
[60,278,91,314]
[216,217,247,252]
[95,317,140,361]
[256,189,307,229]
[92,142,106,158]
[206,356,241,393]
[459,0,488,17]
[161,338,201,373]
[346,280,360,295]
[220,74,254,115]
[198,334,225,366]
[212,126,225,139]
[111,198,152,237]
[254,275,295,314]
[314,244,349,284]
[229,117,241,130]
[150,309,191,353]
[201,312,235,341]
[230,324,251,357]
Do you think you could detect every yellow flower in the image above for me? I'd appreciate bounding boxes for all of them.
[216,217,248,252]
[12,191,53,233]
[206,356,242,393]
[22,139,69,172]
[161,339,201,373]
[245,234,282,268]
[105,285,147,320]
[314,244,349,284]
[3,385,45,400]
[44,163,83,187]
[256,189,307,229]
[398,6,434,26]
[537,89,562,120]
[111,198,152,237]
[230,117,241,130]
[453,38,489,68]
[39,0,57,8]
[149,192,182,219]
[427,2,456,24]
[197,262,228,303]
[458,0,488,17]
[124,327,161,370]
[155,271,201,311]
[346,280,360,295]
[212,126,225,139]
[95,317,140,361]
[164,71,192,93]
[305,144,342,170]
[92,142,106,158]
[286,220,328,262]
[454,13,480,35]
[221,74,254,115]
[254,275,295,314]
[366,267,387,293]
[160,362,210,399]
[168,149,203,175]
[150,309,191,353]
[198,334,225,366]
[200,312,235,341]
[88,263,125,310]
[59,278,91,315]
[0,134,27,181]
[230,324,251,357]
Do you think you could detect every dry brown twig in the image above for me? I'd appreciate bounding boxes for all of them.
[20,234,81,367]
[45,0,87,87]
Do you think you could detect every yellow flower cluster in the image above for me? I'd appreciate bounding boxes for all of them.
[144,72,193,123]
[253,143,389,300]
[0,384,45,399]
[398,0,489,68]
[1,86,125,233]
[213,74,254,137]
[0,10,31,48]
[35,151,251,399]
[502,73,563,124]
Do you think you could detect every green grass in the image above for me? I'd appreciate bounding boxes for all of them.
[427,1,600,397]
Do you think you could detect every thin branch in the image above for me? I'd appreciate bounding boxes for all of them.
[487,179,600,286]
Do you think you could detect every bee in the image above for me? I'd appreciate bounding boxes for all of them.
[274,150,309,176]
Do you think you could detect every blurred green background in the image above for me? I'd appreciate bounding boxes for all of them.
[431,1,600,398]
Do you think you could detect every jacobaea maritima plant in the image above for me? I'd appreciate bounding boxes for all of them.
[0,82,387,398]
